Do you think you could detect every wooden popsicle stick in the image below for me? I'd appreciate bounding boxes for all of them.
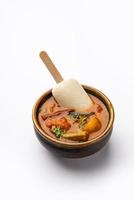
[39,51,64,83]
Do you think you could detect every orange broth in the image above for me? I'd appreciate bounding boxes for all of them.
[38,94,109,143]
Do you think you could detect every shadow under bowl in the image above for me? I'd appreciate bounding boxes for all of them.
[32,85,115,158]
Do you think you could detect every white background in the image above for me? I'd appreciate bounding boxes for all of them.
[0,0,134,199]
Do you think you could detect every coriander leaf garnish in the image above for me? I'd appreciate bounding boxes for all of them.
[51,126,65,138]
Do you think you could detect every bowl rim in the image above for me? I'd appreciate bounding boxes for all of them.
[32,85,115,148]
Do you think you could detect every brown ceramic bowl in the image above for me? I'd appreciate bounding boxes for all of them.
[32,85,115,158]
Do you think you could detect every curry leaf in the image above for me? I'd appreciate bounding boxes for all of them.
[69,112,95,128]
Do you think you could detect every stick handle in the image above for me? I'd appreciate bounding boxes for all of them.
[39,51,63,83]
